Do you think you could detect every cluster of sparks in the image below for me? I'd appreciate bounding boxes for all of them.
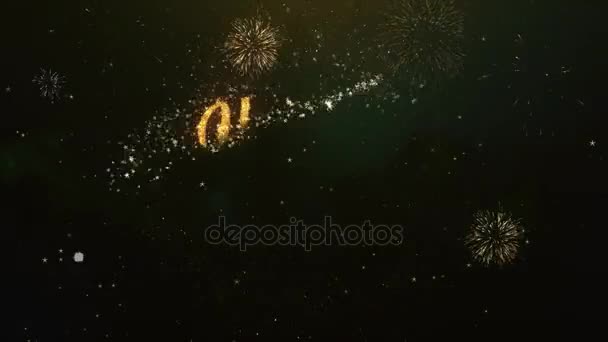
[107,105,195,191]
[478,34,575,108]
[381,0,464,85]
[476,34,584,137]
[106,71,384,191]
[509,34,580,111]
[465,209,524,267]
[106,10,407,192]
[256,74,384,127]
[32,68,65,101]
[224,14,282,78]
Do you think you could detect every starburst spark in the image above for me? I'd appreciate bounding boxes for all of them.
[224,15,282,78]
[32,68,65,101]
[465,209,524,266]
[380,0,464,84]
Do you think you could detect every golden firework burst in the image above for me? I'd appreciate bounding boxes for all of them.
[465,209,524,267]
[224,15,282,78]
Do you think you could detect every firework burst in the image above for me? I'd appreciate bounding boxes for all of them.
[380,0,464,85]
[33,68,65,101]
[465,209,524,267]
[224,14,282,78]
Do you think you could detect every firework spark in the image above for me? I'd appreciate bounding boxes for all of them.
[224,14,282,78]
[32,68,65,101]
[465,209,524,266]
[380,0,464,85]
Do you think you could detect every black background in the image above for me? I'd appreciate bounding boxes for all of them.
[6,0,608,340]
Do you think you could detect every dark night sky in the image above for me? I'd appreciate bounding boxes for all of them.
[5,0,608,340]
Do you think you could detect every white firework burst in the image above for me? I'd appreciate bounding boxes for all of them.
[33,68,65,101]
